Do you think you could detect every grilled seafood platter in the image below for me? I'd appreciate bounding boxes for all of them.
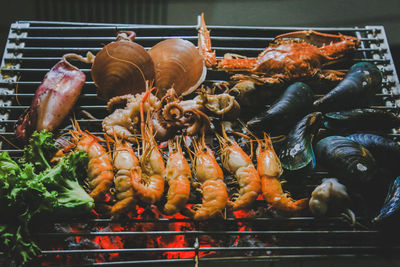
[5,13,400,234]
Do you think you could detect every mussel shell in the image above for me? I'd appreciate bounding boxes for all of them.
[373,177,400,226]
[315,136,377,186]
[278,112,322,171]
[314,62,382,112]
[246,82,314,133]
[324,108,400,132]
[148,38,206,97]
[92,40,155,100]
[347,133,400,175]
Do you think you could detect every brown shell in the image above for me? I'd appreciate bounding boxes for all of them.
[92,40,155,100]
[148,38,206,97]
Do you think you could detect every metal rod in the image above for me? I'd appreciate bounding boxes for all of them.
[40,246,395,255]
[34,230,378,237]
[11,25,373,32]
[46,216,369,224]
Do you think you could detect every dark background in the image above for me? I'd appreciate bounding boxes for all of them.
[0,0,399,73]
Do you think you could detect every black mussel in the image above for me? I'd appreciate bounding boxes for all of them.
[324,108,400,132]
[314,62,382,112]
[373,177,400,226]
[246,82,314,133]
[278,112,322,170]
[347,133,400,175]
[315,136,377,186]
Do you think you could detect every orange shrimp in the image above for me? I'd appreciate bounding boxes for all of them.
[129,86,165,205]
[256,133,308,213]
[130,116,166,205]
[110,136,140,216]
[198,13,217,68]
[70,120,114,202]
[164,138,192,215]
[191,136,227,220]
[217,127,261,210]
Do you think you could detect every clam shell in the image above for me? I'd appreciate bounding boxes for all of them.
[92,40,155,100]
[148,38,206,97]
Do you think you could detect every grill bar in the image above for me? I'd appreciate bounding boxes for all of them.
[34,230,378,237]
[41,246,396,254]
[11,25,376,32]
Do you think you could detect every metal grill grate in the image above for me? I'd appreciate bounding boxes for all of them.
[1,20,400,266]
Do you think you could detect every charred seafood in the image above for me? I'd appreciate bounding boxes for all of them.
[91,31,155,100]
[309,178,354,223]
[324,108,400,132]
[246,82,314,133]
[314,62,383,112]
[347,133,400,175]
[315,136,377,186]
[199,13,360,84]
[15,53,90,142]
[278,112,322,171]
[373,177,400,226]
[148,38,206,97]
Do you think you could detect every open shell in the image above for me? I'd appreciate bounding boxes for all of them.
[148,38,206,97]
[92,34,155,100]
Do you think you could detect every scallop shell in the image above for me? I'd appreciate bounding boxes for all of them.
[92,40,155,100]
[148,38,206,97]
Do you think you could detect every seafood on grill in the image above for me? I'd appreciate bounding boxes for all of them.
[91,31,155,100]
[373,176,400,226]
[347,133,400,175]
[246,82,314,133]
[148,38,207,97]
[315,136,377,187]
[70,120,114,202]
[190,135,228,220]
[110,136,140,217]
[164,138,192,215]
[278,112,322,171]
[256,133,308,213]
[103,87,240,141]
[309,178,355,224]
[130,118,166,205]
[15,53,92,142]
[198,13,360,84]
[324,108,400,133]
[218,127,261,210]
[102,91,161,142]
[314,62,382,112]
[164,88,240,122]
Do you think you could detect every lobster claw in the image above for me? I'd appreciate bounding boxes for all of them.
[274,30,359,48]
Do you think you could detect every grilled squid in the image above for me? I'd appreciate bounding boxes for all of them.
[16,53,93,142]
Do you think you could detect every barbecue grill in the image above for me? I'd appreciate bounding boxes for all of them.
[1,18,400,266]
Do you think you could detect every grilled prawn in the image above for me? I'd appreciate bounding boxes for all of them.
[111,136,140,216]
[191,136,228,220]
[70,121,114,202]
[256,134,308,213]
[130,123,166,205]
[164,138,192,215]
[218,128,261,210]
